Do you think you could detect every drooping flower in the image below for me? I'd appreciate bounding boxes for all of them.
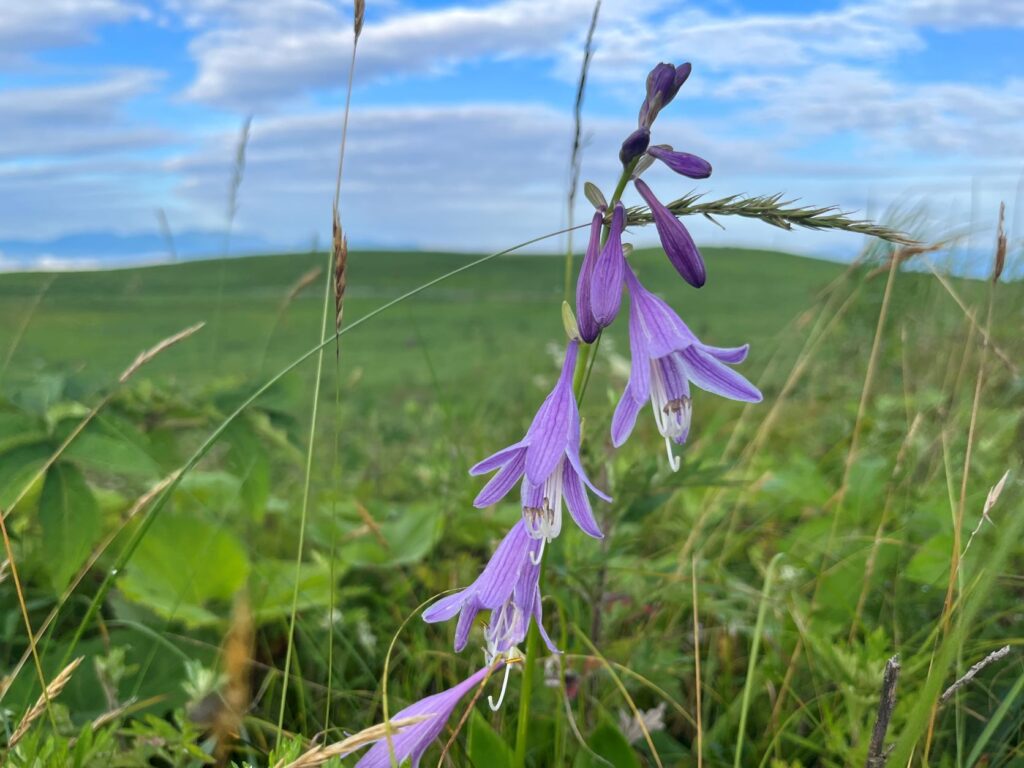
[612,266,762,470]
[638,62,692,129]
[575,210,604,344]
[354,663,500,768]
[634,177,706,288]
[471,340,608,542]
[422,520,557,658]
[646,145,711,179]
[589,202,626,329]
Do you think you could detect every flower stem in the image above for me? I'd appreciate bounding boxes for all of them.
[513,622,540,767]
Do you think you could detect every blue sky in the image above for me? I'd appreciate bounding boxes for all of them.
[1,0,1022,269]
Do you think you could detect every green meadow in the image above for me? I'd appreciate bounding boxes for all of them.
[0,244,1021,766]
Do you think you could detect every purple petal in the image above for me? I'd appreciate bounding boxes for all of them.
[473,449,525,507]
[624,266,697,359]
[647,146,712,179]
[590,203,626,328]
[701,343,749,364]
[680,346,762,402]
[611,387,644,447]
[531,588,560,654]
[470,441,526,476]
[565,442,611,502]
[472,520,532,607]
[453,602,478,652]
[355,665,495,768]
[634,178,706,288]
[563,461,604,539]
[619,127,651,165]
[524,342,579,485]
[422,592,466,623]
[575,212,604,343]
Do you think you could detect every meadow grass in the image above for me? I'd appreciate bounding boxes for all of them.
[0,242,1021,767]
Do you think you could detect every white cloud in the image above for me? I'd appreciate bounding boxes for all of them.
[0,0,148,63]
[0,71,172,159]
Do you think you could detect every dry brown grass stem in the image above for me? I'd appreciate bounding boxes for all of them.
[8,656,83,747]
[0,507,52,728]
[274,715,429,768]
[992,202,1007,282]
[939,645,1011,704]
[864,239,949,280]
[282,267,323,310]
[0,470,180,702]
[865,655,900,768]
[120,322,205,383]
[923,260,1017,376]
[333,210,348,333]
[214,593,254,764]
[691,559,704,768]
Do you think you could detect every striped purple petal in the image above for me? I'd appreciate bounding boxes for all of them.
[524,341,579,485]
[575,211,604,343]
[634,178,706,288]
[354,664,495,768]
[679,346,762,402]
[472,448,526,508]
[562,460,603,539]
[590,203,626,328]
[647,146,712,179]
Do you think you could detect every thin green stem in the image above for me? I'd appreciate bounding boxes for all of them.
[513,623,540,768]
[734,553,783,768]
[276,251,333,746]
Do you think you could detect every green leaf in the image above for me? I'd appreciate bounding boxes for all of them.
[573,721,641,768]
[467,710,512,768]
[338,503,444,567]
[0,440,52,509]
[118,510,250,627]
[249,557,343,622]
[39,462,102,592]
[905,534,952,585]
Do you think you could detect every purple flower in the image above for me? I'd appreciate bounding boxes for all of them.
[575,211,604,343]
[619,127,651,166]
[471,340,608,541]
[423,520,557,658]
[647,145,711,179]
[612,266,762,470]
[354,663,499,768]
[589,202,626,330]
[634,177,706,288]
[639,62,692,128]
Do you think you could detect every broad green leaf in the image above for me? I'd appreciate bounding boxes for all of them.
[338,503,444,567]
[0,440,52,509]
[39,462,102,592]
[249,557,343,622]
[573,721,641,768]
[118,510,249,627]
[905,534,952,585]
[467,710,512,768]
[63,431,161,479]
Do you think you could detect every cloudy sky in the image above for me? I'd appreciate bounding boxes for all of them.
[1,0,1022,269]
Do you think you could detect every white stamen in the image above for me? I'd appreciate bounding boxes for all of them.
[649,358,690,472]
[523,459,565,545]
[664,436,681,472]
[488,662,514,710]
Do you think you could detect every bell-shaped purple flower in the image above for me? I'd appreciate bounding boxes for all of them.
[471,340,608,541]
[589,202,626,329]
[619,127,651,166]
[423,520,557,658]
[647,145,712,179]
[354,663,499,768]
[612,266,762,471]
[634,177,706,288]
[639,62,692,128]
[575,211,604,343]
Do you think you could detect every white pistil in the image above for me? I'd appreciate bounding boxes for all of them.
[529,535,546,565]
[488,662,513,711]
[649,358,691,473]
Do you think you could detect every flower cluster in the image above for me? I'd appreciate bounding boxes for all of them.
[354,61,762,767]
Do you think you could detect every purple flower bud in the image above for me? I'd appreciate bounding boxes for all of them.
[647,145,712,179]
[634,177,706,288]
[575,211,604,343]
[589,202,626,328]
[619,127,651,166]
[639,62,692,128]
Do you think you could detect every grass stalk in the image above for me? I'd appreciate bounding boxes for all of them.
[276,253,334,746]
